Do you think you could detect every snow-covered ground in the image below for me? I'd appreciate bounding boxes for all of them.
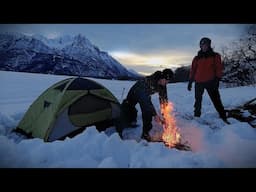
[0,71,256,168]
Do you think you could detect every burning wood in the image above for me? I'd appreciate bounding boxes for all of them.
[160,102,191,151]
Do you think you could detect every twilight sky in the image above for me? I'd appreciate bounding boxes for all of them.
[0,24,247,75]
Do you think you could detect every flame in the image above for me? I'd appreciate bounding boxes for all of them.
[161,102,181,148]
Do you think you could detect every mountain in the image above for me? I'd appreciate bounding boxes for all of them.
[32,34,73,49]
[0,33,139,79]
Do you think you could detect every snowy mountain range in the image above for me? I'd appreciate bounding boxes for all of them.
[0,32,141,79]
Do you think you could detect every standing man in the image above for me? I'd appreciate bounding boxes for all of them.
[118,69,174,141]
[187,37,230,124]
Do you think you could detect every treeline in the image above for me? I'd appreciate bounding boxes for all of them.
[221,24,256,87]
[170,66,190,83]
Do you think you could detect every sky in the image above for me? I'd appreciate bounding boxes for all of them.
[0,71,256,168]
[0,24,248,75]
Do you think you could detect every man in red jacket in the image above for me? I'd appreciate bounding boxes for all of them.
[187,37,230,124]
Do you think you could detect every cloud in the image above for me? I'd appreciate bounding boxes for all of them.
[110,49,194,74]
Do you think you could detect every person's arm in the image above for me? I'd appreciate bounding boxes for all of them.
[189,56,198,81]
[215,54,223,79]
[144,95,157,117]
[159,85,168,105]
[187,56,197,91]
[155,85,168,124]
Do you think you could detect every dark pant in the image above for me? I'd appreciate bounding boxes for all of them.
[115,100,137,138]
[121,99,138,124]
[123,85,154,136]
[194,80,226,119]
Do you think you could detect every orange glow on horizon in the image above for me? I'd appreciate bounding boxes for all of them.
[110,51,193,69]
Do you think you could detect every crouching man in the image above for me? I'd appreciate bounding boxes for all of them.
[117,68,174,141]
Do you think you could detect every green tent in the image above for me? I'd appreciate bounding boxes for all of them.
[15,77,121,142]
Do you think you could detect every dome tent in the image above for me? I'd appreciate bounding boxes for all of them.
[15,77,121,142]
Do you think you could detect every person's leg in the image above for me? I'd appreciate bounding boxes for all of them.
[121,99,137,125]
[129,104,138,126]
[125,83,141,125]
[141,111,153,141]
[194,83,204,117]
[206,86,227,121]
[115,100,128,138]
[137,93,154,140]
[121,99,137,129]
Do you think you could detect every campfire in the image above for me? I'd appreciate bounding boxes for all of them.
[160,102,184,149]
[160,102,191,151]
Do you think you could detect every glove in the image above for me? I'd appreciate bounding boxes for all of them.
[187,80,193,91]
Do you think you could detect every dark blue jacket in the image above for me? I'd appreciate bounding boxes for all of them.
[126,72,168,116]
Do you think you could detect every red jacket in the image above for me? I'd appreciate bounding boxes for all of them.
[189,53,223,83]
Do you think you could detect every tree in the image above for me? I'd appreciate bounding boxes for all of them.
[222,24,256,87]
[174,66,190,82]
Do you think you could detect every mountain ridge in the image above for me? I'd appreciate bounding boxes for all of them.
[0,32,141,80]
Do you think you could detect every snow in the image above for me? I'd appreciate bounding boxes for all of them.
[0,71,256,168]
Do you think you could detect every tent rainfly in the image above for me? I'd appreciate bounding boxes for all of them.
[15,77,121,142]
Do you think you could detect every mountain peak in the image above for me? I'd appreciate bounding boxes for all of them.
[73,34,92,46]
[0,32,140,79]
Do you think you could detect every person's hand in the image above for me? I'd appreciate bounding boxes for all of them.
[154,115,164,124]
[187,80,193,91]
[161,102,169,109]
